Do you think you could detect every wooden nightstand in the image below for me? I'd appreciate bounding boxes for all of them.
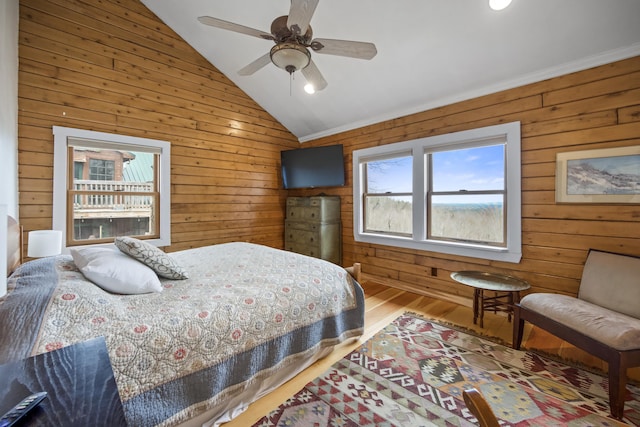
[0,337,127,426]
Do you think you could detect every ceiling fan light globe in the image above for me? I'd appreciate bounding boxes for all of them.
[270,43,311,73]
[489,0,512,11]
[304,84,315,94]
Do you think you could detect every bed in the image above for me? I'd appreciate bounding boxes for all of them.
[0,216,365,426]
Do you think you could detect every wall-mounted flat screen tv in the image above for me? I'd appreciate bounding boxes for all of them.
[281,144,345,189]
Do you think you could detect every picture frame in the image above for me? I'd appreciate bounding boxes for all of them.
[556,145,640,203]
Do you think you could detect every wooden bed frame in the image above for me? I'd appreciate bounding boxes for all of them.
[6,215,21,277]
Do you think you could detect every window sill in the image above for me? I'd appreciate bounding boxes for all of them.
[355,232,522,263]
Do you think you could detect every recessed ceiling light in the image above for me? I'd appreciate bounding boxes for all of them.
[489,0,512,11]
[304,84,316,94]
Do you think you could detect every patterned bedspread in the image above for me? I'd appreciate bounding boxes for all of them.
[0,242,364,426]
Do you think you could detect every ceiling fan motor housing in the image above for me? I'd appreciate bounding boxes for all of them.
[271,15,313,43]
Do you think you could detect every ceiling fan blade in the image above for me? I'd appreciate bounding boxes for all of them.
[311,38,377,60]
[238,53,272,76]
[287,0,319,36]
[301,59,328,91]
[198,16,274,41]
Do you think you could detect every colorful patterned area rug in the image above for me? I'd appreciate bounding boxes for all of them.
[252,312,639,426]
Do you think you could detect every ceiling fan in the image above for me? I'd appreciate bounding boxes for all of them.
[197,0,377,92]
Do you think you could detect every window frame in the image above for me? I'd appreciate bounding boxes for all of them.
[352,122,522,263]
[53,126,171,251]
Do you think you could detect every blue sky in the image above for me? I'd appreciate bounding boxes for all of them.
[367,144,505,194]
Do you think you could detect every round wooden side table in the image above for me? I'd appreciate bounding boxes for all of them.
[450,271,530,328]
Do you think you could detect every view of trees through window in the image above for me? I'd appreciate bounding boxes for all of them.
[364,144,506,245]
[70,146,157,242]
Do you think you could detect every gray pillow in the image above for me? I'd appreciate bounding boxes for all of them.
[114,236,188,280]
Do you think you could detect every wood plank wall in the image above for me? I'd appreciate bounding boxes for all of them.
[290,56,640,303]
[16,0,640,304]
[17,0,299,253]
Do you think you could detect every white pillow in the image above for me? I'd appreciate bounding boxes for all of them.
[70,246,163,294]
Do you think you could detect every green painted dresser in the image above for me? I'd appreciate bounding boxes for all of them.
[285,196,341,264]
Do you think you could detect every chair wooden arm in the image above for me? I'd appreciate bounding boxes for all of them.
[463,388,500,427]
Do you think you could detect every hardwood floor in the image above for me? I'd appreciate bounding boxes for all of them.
[225,281,640,426]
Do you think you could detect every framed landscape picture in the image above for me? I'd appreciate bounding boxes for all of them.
[556,145,640,203]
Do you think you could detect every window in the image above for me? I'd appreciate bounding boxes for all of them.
[428,144,505,245]
[53,127,171,250]
[363,154,413,235]
[88,159,115,180]
[353,122,521,263]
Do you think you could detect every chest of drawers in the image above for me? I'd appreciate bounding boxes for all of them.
[285,196,341,264]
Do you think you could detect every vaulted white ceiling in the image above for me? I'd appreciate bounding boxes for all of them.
[142,0,640,142]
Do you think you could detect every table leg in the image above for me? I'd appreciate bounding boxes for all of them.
[472,288,479,325]
[478,289,484,328]
[514,291,521,304]
[493,291,498,314]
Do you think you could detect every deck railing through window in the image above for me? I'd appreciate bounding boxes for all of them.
[73,180,154,210]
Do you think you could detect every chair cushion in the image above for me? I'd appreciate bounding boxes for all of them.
[520,293,640,351]
[579,250,640,319]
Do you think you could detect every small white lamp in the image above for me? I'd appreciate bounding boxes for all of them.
[28,230,63,258]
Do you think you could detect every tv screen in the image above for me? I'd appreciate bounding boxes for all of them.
[281,144,345,189]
